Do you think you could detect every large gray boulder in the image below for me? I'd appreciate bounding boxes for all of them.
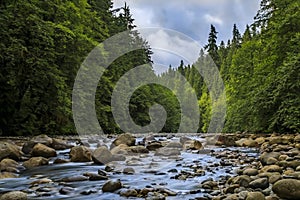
[92,146,113,164]
[0,142,22,161]
[23,157,49,169]
[69,146,92,162]
[111,133,135,148]
[272,179,300,200]
[31,143,57,158]
[0,191,27,200]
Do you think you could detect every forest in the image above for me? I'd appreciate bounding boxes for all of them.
[0,0,299,136]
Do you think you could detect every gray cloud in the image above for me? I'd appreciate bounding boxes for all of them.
[112,0,260,69]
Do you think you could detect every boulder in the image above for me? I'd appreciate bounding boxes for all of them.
[235,138,258,147]
[272,179,300,200]
[255,137,266,145]
[112,133,135,148]
[23,157,49,169]
[120,189,138,197]
[22,134,53,154]
[111,144,130,155]
[0,191,27,200]
[69,146,92,162]
[51,138,73,150]
[246,192,265,200]
[183,140,203,150]
[260,152,281,165]
[268,136,284,145]
[154,147,180,157]
[249,178,269,189]
[243,168,259,176]
[130,146,149,154]
[0,172,18,179]
[123,167,135,174]
[102,180,122,193]
[0,158,19,173]
[146,142,163,151]
[260,165,282,173]
[92,146,113,164]
[0,142,22,161]
[229,175,251,188]
[294,134,300,143]
[31,134,53,146]
[31,143,57,158]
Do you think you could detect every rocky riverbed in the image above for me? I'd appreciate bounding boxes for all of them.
[0,133,299,200]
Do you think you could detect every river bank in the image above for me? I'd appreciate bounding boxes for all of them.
[0,133,299,200]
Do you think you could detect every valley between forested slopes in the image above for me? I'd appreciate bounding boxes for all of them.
[0,0,299,136]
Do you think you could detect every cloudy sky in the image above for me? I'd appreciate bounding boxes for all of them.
[112,0,261,73]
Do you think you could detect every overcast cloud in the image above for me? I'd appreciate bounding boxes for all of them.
[112,0,261,73]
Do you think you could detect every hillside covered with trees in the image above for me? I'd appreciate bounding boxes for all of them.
[0,0,299,136]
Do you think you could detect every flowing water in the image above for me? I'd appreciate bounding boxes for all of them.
[0,136,259,200]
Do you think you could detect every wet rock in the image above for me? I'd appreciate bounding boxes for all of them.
[201,180,218,190]
[102,179,122,193]
[272,179,300,200]
[158,188,177,196]
[51,138,73,150]
[246,192,265,200]
[243,168,258,176]
[92,146,113,164]
[59,187,74,195]
[61,175,89,182]
[120,189,138,197]
[236,138,258,147]
[98,169,108,176]
[0,191,27,200]
[130,146,149,154]
[146,142,163,151]
[104,165,115,172]
[145,192,166,200]
[31,143,57,158]
[123,167,135,174]
[23,157,49,169]
[183,140,203,150]
[69,146,92,162]
[83,172,108,181]
[0,142,22,161]
[31,178,52,185]
[249,178,269,189]
[154,147,180,157]
[0,172,18,179]
[53,158,69,164]
[112,133,135,148]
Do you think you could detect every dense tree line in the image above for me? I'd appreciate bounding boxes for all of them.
[0,0,299,136]
[166,0,299,133]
